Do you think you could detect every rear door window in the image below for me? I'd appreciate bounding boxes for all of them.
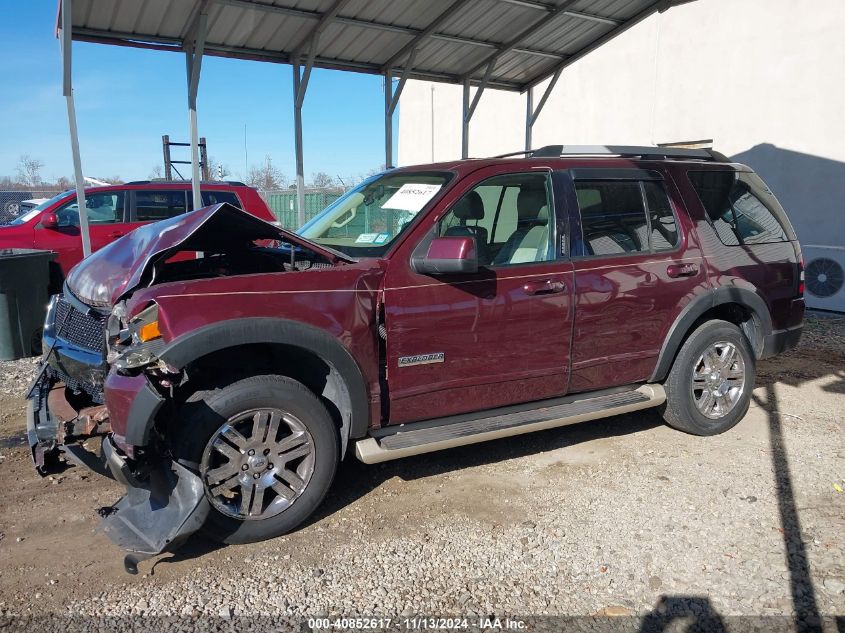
[688,170,794,245]
[135,190,188,221]
[199,191,241,209]
[574,179,678,256]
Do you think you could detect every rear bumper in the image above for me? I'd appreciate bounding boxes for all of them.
[762,323,803,358]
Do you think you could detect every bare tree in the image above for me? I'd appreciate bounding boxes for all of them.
[149,165,163,180]
[56,176,74,190]
[309,171,335,188]
[16,155,44,187]
[207,157,231,181]
[247,155,287,190]
[96,176,124,185]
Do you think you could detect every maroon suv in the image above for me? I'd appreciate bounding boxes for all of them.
[26,145,804,570]
[0,180,275,278]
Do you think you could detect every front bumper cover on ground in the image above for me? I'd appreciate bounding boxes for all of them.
[27,370,209,572]
[98,437,210,574]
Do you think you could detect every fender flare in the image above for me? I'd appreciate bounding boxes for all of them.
[154,318,371,455]
[649,287,773,383]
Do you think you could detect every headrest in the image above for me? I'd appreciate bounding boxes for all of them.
[453,190,484,220]
[517,187,547,220]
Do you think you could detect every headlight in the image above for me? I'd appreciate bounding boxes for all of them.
[111,303,163,370]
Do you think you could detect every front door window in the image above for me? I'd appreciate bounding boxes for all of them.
[437,172,554,266]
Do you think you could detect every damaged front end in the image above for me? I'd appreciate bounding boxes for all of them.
[26,290,210,573]
[24,204,337,570]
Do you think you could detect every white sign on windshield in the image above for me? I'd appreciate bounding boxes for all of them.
[383,183,442,213]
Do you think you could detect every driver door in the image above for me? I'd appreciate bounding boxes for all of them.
[33,191,127,274]
[382,167,574,425]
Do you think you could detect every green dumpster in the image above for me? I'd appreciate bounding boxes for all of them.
[0,249,55,360]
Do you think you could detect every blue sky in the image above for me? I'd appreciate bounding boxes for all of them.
[0,1,393,184]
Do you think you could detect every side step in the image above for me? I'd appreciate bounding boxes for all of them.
[355,384,665,464]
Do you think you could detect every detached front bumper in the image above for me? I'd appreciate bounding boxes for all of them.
[26,372,111,476]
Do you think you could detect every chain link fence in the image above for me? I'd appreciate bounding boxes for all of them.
[0,190,60,224]
[259,188,345,230]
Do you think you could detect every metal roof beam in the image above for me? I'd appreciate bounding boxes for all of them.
[524,0,668,89]
[211,0,565,61]
[381,0,474,71]
[499,0,622,26]
[291,0,352,57]
[462,0,580,80]
[72,27,526,91]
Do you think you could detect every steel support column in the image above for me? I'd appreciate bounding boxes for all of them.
[292,57,308,227]
[525,86,533,151]
[461,61,494,159]
[384,69,393,169]
[61,0,90,257]
[525,68,561,152]
[185,11,207,212]
[384,48,417,168]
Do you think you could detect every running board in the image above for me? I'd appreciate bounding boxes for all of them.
[355,385,665,464]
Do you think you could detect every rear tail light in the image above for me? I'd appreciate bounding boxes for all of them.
[798,257,805,296]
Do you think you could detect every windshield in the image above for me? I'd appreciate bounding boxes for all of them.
[297,171,452,256]
[9,191,70,225]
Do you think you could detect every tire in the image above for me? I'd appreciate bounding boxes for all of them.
[172,374,339,544]
[660,319,755,436]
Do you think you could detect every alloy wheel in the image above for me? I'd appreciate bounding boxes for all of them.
[690,341,746,419]
[200,408,315,520]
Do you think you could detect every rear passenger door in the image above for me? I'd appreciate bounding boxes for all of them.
[567,168,708,392]
[130,189,189,225]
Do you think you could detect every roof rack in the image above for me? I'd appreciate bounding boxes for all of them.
[493,145,729,162]
[125,180,248,186]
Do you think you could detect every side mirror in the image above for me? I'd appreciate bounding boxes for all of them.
[40,213,59,229]
[414,236,478,275]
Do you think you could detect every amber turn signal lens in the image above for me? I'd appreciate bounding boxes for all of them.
[138,321,161,342]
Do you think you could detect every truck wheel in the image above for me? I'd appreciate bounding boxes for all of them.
[173,374,338,544]
[661,320,754,436]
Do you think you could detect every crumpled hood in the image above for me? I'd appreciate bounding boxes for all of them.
[66,203,352,308]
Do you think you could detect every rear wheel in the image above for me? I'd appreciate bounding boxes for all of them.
[661,320,754,436]
[172,374,338,544]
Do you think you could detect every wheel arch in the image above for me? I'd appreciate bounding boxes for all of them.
[157,318,371,458]
[650,287,772,383]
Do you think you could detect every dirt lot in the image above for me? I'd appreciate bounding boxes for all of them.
[0,315,843,629]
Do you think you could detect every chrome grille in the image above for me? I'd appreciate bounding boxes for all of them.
[54,296,107,353]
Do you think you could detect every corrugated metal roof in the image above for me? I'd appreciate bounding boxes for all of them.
[66,0,693,92]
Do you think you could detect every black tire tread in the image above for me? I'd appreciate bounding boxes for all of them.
[661,319,755,436]
[172,374,339,545]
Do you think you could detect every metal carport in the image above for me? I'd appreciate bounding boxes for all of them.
[57,0,693,255]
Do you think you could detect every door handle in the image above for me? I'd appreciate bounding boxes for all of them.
[524,279,567,295]
[108,231,126,239]
[667,263,699,278]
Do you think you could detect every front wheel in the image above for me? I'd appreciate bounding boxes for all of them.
[172,375,339,544]
[661,319,755,436]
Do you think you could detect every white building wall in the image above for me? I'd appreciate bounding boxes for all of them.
[398,0,845,253]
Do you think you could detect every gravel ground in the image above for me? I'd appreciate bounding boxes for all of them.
[0,314,843,632]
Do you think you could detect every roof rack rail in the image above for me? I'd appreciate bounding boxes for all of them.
[499,145,728,162]
[125,180,248,186]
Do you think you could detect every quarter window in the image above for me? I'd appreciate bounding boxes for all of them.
[438,173,554,267]
[135,190,188,221]
[688,171,792,245]
[574,180,678,256]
